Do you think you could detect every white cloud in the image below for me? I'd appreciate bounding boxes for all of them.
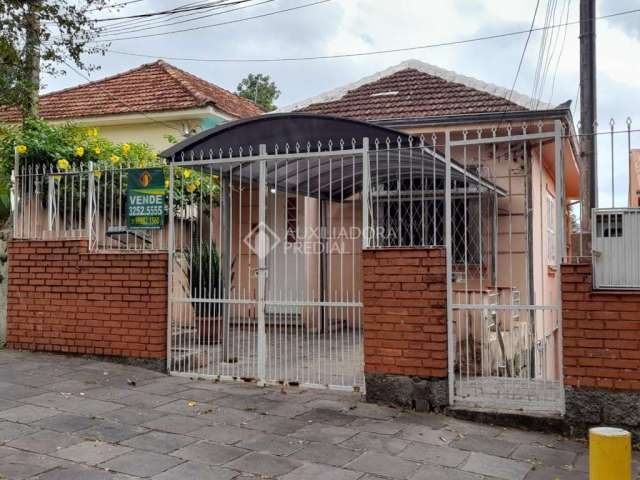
[40,0,640,204]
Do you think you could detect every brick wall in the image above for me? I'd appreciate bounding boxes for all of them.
[362,247,447,378]
[7,240,167,362]
[562,263,640,390]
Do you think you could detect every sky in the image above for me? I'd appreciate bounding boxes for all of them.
[41,0,640,207]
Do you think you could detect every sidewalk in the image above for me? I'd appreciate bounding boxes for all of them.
[0,350,601,479]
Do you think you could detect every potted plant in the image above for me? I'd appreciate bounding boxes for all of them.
[189,243,222,344]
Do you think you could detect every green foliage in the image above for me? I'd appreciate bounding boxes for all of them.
[236,73,281,112]
[189,243,220,317]
[0,0,111,118]
[0,118,219,221]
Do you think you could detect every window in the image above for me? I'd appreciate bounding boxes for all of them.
[286,197,297,244]
[595,213,623,238]
[546,194,556,266]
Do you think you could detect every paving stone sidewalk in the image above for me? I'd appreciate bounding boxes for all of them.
[0,350,621,479]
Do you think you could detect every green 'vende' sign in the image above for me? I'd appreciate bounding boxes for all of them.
[127,168,165,230]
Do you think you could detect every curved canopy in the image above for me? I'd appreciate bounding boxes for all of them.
[160,113,506,201]
[160,113,411,159]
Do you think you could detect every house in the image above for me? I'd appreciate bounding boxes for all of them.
[11,58,582,412]
[0,60,264,150]
[160,59,581,410]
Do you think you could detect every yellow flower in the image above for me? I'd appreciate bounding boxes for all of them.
[182,169,192,179]
[53,175,61,182]
[75,146,85,157]
[122,143,131,154]
[87,128,98,137]
[94,147,102,155]
[195,179,201,187]
[186,182,197,193]
[111,155,121,165]
[165,179,170,189]
[57,159,70,171]
[93,170,102,178]
[16,144,27,154]
[139,159,147,168]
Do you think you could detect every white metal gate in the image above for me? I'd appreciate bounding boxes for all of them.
[167,144,365,391]
[446,122,566,414]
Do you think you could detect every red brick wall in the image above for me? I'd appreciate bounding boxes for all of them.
[562,263,640,390]
[7,240,167,361]
[362,247,447,378]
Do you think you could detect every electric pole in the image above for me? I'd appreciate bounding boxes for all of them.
[579,0,597,231]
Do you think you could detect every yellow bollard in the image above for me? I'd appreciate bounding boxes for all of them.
[589,427,631,480]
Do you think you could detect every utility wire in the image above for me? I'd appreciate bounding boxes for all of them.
[89,0,332,42]
[535,0,562,107]
[100,0,274,36]
[95,0,249,22]
[98,0,223,30]
[87,0,145,12]
[547,0,572,104]
[104,6,640,62]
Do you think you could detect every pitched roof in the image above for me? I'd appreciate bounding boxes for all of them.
[282,59,553,121]
[0,60,264,123]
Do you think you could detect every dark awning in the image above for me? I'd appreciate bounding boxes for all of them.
[161,113,414,158]
[161,113,507,201]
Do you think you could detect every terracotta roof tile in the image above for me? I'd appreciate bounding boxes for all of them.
[0,60,264,123]
[292,63,535,121]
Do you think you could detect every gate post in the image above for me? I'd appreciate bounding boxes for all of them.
[85,161,94,247]
[220,174,232,361]
[256,144,268,386]
[166,164,175,372]
[361,137,370,248]
[554,119,566,412]
[444,130,454,404]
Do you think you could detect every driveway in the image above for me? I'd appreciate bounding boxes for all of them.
[0,350,594,479]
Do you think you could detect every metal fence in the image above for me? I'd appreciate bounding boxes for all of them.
[13,162,168,251]
[446,122,565,414]
[168,144,366,390]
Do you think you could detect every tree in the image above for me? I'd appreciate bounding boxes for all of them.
[0,0,110,121]
[236,73,280,112]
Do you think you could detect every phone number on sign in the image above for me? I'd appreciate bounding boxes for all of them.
[129,205,164,216]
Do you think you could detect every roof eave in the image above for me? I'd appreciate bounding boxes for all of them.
[375,108,581,164]
[45,106,220,126]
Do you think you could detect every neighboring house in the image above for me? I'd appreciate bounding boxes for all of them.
[629,149,640,207]
[0,60,264,150]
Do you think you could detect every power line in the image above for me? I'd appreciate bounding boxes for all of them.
[104,6,640,62]
[547,0,572,104]
[95,0,247,22]
[98,1,223,30]
[99,0,274,36]
[507,0,541,106]
[90,0,333,42]
[535,0,562,107]
[62,61,183,133]
[87,0,145,12]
